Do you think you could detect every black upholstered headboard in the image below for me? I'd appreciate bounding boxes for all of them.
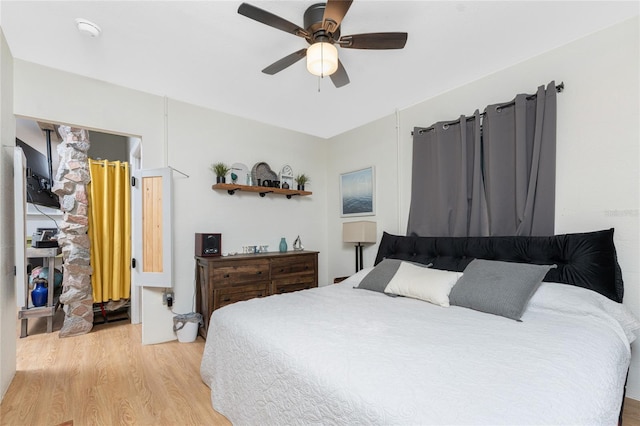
[374,228,623,303]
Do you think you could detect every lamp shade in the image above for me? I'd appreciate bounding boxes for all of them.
[342,221,377,243]
[306,42,338,77]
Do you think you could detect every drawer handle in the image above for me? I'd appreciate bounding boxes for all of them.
[280,268,285,273]
[223,297,231,302]
[256,271,262,275]
[258,293,263,297]
[223,274,230,278]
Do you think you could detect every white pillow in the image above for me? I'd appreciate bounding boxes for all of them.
[384,261,463,307]
[340,267,374,287]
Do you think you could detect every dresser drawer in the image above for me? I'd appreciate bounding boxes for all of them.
[196,251,319,339]
[271,256,315,277]
[214,282,269,310]
[211,260,270,286]
[272,275,317,294]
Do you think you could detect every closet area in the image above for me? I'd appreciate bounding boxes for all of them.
[16,117,137,335]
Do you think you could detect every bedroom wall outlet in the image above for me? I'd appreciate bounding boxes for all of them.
[162,290,174,307]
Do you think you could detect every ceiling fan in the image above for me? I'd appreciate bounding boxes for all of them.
[237,0,408,88]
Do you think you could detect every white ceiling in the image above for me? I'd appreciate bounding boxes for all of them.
[1,1,638,138]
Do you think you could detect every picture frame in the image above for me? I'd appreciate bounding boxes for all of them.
[340,166,375,217]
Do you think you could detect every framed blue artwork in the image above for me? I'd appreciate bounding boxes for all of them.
[340,166,375,217]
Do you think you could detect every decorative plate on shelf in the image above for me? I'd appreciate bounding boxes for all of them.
[228,163,250,185]
[251,162,278,185]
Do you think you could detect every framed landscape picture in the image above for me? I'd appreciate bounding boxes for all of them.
[340,166,375,217]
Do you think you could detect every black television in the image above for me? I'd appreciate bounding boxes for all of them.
[16,138,60,209]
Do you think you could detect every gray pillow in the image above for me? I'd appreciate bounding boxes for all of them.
[356,259,432,294]
[449,259,556,321]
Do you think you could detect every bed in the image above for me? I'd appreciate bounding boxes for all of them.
[200,228,640,425]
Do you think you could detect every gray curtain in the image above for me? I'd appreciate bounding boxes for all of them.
[407,81,556,237]
[483,82,556,236]
[407,111,488,237]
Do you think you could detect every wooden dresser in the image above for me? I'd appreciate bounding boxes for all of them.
[195,250,319,338]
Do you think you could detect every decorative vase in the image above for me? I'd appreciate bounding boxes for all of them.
[279,237,288,253]
[282,182,289,190]
[216,176,226,184]
[297,184,305,191]
[31,281,48,307]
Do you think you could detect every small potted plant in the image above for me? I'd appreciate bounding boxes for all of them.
[294,173,310,191]
[211,162,230,184]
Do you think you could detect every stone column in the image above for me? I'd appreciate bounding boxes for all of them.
[52,126,93,337]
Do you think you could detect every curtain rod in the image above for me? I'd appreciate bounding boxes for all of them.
[89,159,129,167]
[411,82,564,136]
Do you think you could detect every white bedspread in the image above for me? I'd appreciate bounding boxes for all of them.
[200,270,639,425]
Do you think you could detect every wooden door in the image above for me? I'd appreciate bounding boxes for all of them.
[132,168,173,287]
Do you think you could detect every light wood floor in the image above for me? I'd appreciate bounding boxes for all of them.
[0,311,230,426]
[626,398,640,426]
[1,312,639,426]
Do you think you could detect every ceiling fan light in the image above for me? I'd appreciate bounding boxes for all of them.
[306,42,338,77]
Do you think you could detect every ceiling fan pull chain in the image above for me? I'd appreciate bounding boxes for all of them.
[321,43,324,79]
[318,43,325,93]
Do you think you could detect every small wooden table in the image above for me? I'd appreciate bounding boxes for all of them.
[18,246,61,337]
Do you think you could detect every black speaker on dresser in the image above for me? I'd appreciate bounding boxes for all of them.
[195,233,222,257]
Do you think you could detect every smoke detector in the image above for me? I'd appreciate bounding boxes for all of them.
[75,18,101,38]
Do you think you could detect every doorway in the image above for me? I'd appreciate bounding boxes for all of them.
[15,117,142,332]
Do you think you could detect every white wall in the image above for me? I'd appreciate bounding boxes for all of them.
[328,17,640,399]
[12,60,329,345]
[0,26,16,400]
[326,113,401,279]
[167,98,328,306]
[158,100,328,341]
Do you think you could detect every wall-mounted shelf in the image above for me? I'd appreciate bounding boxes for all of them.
[212,183,312,199]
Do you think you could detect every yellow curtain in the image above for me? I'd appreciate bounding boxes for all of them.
[88,159,131,303]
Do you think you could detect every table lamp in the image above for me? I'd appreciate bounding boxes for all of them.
[342,221,377,272]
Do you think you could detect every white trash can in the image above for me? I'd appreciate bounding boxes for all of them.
[173,312,203,343]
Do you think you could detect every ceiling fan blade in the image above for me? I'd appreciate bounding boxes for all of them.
[339,32,408,49]
[238,3,309,38]
[262,49,307,75]
[322,0,353,33]
[330,60,350,88]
